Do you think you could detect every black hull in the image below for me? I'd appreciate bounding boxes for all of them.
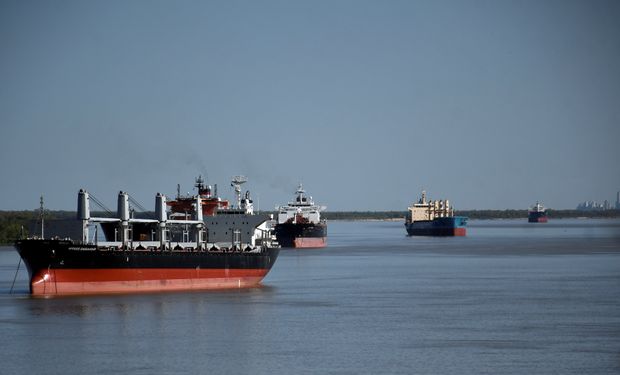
[405,216,468,236]
[528,211,548,223]
[14,239,280,295]
[16,239,279,270]
[274,222,327,248]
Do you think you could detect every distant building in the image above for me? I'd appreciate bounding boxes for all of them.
[577,196,617,211]
[577,200,606,211]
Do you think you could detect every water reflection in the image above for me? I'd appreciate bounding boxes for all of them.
[0,220,619,375]
[10,284,279,320]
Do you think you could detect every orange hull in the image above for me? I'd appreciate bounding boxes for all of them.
[292,237,327,248]
[30,268,269,296]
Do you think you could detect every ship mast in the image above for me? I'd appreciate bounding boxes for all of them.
[231,175,247,208]
[296,183,305,203]
[195,175,205,190]
[39,195,45,239]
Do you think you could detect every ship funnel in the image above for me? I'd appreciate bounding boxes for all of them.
[117,191,130,221]
[77,189,90,220]
[156,193,167,222]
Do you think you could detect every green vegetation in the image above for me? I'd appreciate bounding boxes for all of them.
[325,210,620,220]
[458,209,620,220]
[0,210,76,245]
[547,209,620,219]
[0,209,618,245]
[273,209,620,220]
[0,211,33,244]
[322,211,405,221]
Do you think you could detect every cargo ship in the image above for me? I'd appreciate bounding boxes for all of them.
[405,191,467,236]
[528,202,548,223]
[14,177,280,296]
[274,184,327,248]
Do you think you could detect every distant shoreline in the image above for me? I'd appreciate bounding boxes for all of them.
[322,210,620,221]
[1,209,618,245]
[327,217,620,222]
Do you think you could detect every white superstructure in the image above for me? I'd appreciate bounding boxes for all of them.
[276,184,326,224]
[406,191,454,223]
[529,201,546,213]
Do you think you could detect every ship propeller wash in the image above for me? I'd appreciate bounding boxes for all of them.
[14,177,279,296]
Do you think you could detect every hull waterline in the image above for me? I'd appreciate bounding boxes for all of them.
[29,268,270,295]
[405,216,468,237]
[16,239,279,296]
[274,222,327,248]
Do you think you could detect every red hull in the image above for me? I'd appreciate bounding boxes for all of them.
[292,237,327,248]
[529,217,548,223]
[30,268,269,296]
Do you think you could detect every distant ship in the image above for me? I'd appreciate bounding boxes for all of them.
[528,202,548,223]
[14,176,280,296]
[274,184,327,248]
[405,191,467,236]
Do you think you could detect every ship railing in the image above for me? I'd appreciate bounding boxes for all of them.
[86,218,161,224]
[89,239,271,253]
[207,242,268,253]
[92,241,268,253]
[88,217,122,223]
[96,241,161,250]
[166,219,204,225]
[96,241,122,248]
[87,218,203,225]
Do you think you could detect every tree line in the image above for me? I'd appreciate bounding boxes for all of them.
[0,209,618,245]
[0,211,36,244]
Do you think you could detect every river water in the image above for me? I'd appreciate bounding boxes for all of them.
[1,219,619,374]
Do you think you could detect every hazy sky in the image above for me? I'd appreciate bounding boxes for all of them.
[1,0,619,211]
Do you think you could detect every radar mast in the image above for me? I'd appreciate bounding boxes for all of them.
[231,175,247,208]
